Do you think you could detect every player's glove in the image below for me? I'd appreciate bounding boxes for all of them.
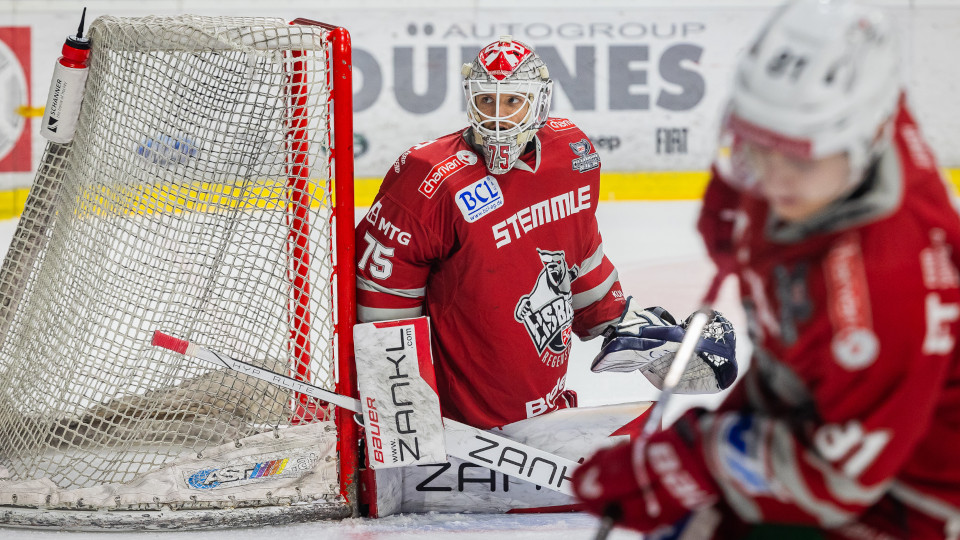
[591,297,738,393]
[572,411,719,534]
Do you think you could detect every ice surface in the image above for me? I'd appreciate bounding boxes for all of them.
[2,512,643,539]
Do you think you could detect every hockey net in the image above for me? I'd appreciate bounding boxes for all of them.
[0,15,358,529]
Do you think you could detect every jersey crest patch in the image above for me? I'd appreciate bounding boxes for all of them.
[419,150,478,198]
[514,249,580,356]
[569,139,600,173]
[455,175,503,223]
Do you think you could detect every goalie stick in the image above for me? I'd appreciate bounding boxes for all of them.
[593,271,730,540]
[151,331,580,495]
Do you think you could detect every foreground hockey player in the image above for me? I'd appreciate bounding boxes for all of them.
[572,1,960,538]
[355,37,737,431]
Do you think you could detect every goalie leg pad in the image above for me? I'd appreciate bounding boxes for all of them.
[354,317,447,469]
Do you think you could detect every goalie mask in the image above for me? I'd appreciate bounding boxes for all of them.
[721,0,901,192]
[462,37,553,175]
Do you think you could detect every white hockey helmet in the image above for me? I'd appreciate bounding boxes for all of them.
[462,36,553,175]
[723,0,901,189]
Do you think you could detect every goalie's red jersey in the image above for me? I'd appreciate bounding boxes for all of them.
[355,119,625,429]
[696,97,960,535]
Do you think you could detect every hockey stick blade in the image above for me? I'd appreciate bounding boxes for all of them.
[152,331,363,413]
[151,330,579,495]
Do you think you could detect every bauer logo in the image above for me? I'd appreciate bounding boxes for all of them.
[455,175,503,223]
[419,150,478,198]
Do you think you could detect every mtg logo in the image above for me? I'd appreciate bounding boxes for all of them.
[514,249,580,355]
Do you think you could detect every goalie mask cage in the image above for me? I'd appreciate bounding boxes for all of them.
[0,16,359,530]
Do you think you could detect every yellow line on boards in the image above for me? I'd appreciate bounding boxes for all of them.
[0,189,31,221]
[596,171,711,202]
[15,106,45,118]
[945,169,960,197]
[354,172,714,206]
[330,169,960,205]
[0,170,957,220]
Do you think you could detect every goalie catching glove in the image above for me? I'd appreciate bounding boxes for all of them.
[591,298,737,393]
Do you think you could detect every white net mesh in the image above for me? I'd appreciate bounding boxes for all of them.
[0,15,354,528]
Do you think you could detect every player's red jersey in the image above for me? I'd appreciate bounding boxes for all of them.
[356,119,626,429]
[697,97,960,535]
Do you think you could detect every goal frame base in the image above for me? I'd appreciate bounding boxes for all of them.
[0,500,353,531]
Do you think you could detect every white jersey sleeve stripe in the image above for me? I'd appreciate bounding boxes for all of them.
[357,276,426,299]
[582,320,614,340]
[890,482,960,527]
[806,447,887,505]
[572,269,618,310]
[769,421,856,527]
[358,305,424,323]
[577,243,605,275]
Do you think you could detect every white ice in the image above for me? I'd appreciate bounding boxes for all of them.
[0,200,748,540]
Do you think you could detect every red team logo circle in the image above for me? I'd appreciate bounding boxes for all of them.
[0,29,30,170]
[478,39,534,80]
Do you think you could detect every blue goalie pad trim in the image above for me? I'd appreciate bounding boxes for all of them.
[636,325,736,362]
[596,321,738,390]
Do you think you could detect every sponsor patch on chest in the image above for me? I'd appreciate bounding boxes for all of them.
[419,150,478,198]
[455,175,504,223]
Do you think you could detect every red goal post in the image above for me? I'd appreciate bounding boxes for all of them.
[289,18,360,514]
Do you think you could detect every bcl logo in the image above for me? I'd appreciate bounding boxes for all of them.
[455,175,504,223]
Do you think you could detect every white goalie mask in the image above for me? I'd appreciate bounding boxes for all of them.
[462,37,553,175]
[721,0,901,190]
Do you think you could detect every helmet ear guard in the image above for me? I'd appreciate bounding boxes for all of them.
[533,78,553,129]
[463,36,553,175]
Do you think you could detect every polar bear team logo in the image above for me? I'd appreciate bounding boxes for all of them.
[514,249,580,355]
